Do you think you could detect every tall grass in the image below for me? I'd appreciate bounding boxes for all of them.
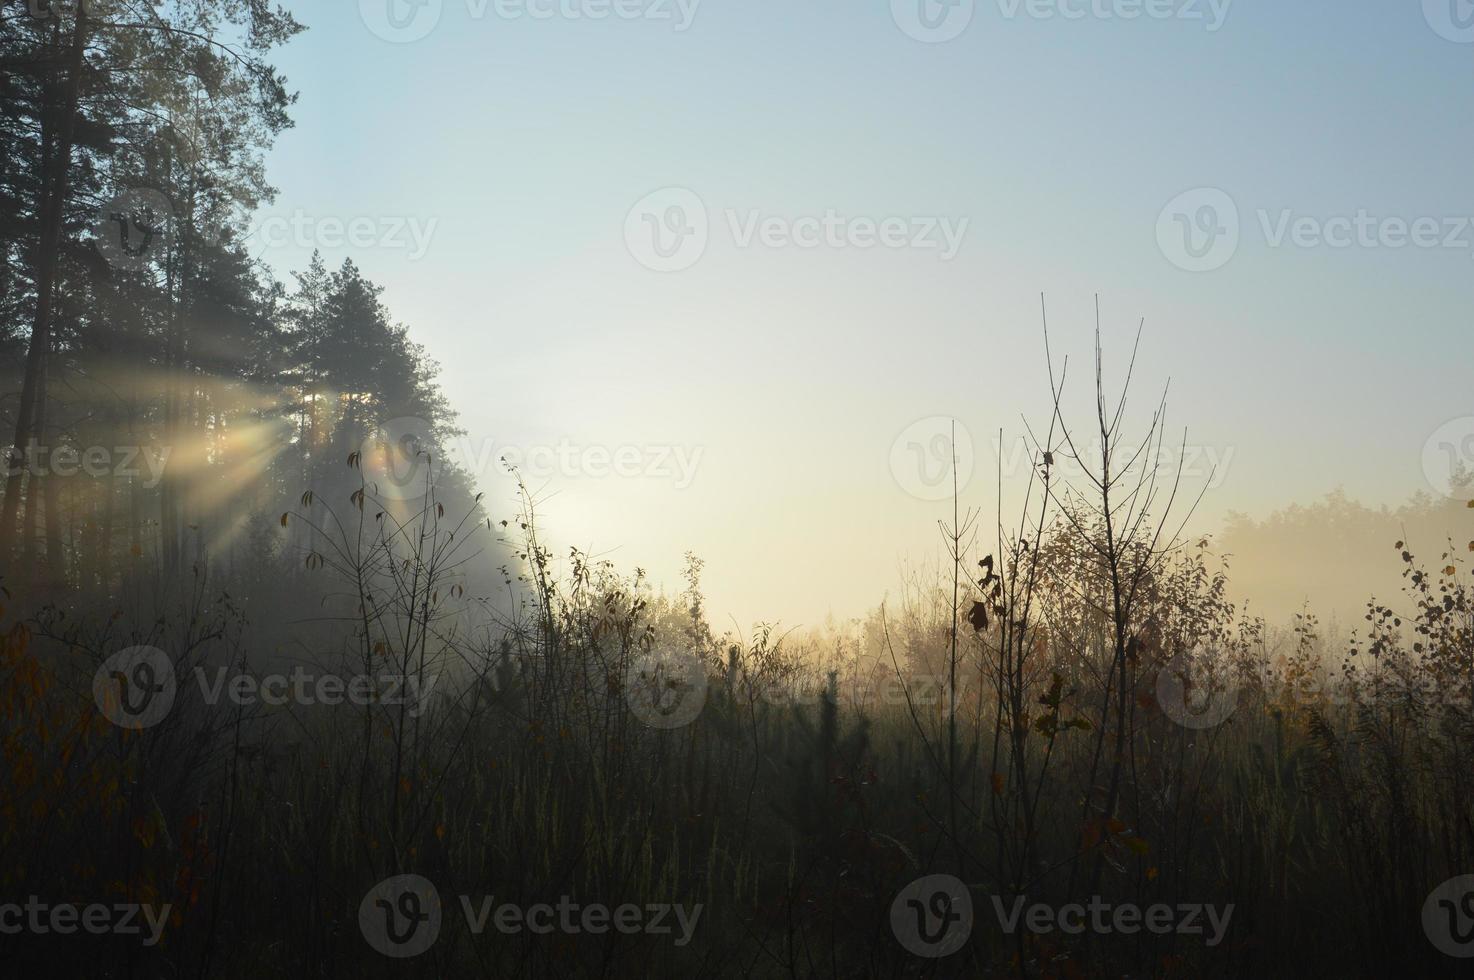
[2,343,1472,978]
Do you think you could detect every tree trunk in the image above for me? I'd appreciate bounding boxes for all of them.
[98,464,116,592]
[0,7,87,566]
[42,350,63,578]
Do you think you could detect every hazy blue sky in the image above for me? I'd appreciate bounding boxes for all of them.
[246,0,1474,627]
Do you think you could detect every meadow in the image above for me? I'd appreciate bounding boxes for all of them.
[4,343,1473,978]
[5,3,1473,976]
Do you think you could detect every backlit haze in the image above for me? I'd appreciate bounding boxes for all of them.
[248,1,1474,629]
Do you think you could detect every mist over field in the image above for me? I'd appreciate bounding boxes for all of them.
[3,2,1474,977]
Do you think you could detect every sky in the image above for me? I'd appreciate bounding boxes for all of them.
[243,0,1474,629]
